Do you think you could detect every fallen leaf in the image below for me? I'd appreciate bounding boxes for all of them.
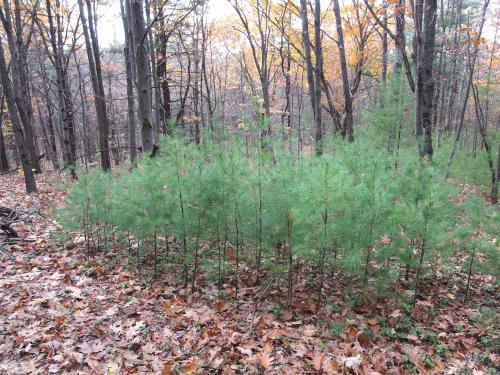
[280,310,293,321]
[263,340,274,353]
[183,361,197,373]
[303,324,316,336]
[347,325,357,340]
[237,346,253,356]
[312,351,324,372]
[343,354,362,370]
[258,351,272,369]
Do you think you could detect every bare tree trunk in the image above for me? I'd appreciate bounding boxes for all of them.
[447,0,490,170]
[413,0,437,158]
[35,96,58,170]
[421,0,437,157]
[471,85,498,204]
[129,0,154,154]
[72,49,90,168]
[0,0,41,173]
[120,0,137,162]
[443,0,462,132]
[321,74,342,133]
[106,73,121,165]
[145,0,162,137]
[78,0,111,170]
[381,2,388,85]
[0,36,36,192]
[44,0,77,176]
[279,5,292,139]
[157,34,172,135]
[333,0,354,142]
[493,143,500,204]
[0,92,9,172]
[175,50,192,129]
[38,59,60,169]
[201,11,215,132]
[483,15,499,136]
[193,16,201,144]
[231,0,272,137]
[313,0,324,154]
[299,0,316,140]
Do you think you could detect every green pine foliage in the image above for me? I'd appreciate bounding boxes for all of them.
[58,111,499,309]
[455,196,499,301]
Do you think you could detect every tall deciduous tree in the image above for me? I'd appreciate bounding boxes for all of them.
[313,0,324,154]
[413,0,438,158]
[0,91,9,172]
[129,0,154,154]
[333,0,354,142]
[231,0,274,137]
[0,36,37,192]
[43,0,78,176]
[447,0,491,169]
[120,0,137,163]
[299,0,316,139]
[78,0,111,170]
[0,0,41,173]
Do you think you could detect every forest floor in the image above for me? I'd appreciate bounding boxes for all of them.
[0,173,498,374]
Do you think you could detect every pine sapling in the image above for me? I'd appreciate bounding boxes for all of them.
[413,204,430,309]
[316,161,330,313]
[174,145,189,285]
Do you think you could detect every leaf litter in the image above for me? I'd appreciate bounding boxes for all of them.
[0,174,498,374]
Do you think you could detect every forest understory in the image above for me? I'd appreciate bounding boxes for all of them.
[0,173,498,374]
[0,0,498,371]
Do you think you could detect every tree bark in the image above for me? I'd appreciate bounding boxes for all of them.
[0,0,41,173]
[313,0,324,154]
[201,11,215,132]
[120,0,137,162]
[381,2,388,85]
[129,0,154,154]
[447,0,490,169]
[421,0,437,157]
[145,0,162,136]
[0,92,9,172]
[45,0,77,176]
[413,0,437,158]
[299,0,316,137]
[78,0,111,170]
[231,0,272,137]
[333,0,354,142]
[193,15,201,144]
[0,36,37,192]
